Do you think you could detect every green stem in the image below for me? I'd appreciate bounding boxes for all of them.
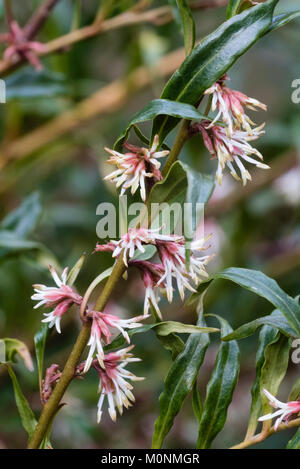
[162,119,190,177]
[230,417,300,450]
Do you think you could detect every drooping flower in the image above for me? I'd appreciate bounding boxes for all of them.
[198,121,269,185]
[104,135,169,201]
[95,227,176,267]
[32,265,82,333]
[204,74,267,136]
[84,310,147,373]
[258,389,300,431]
[1,21,44,70]
[156,235,212,303]
[129,260,165,318]
[91,346,144,422]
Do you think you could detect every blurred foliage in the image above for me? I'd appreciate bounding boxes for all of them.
[0,0,299,449]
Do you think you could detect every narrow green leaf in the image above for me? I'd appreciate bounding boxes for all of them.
[182,162,215,237]
[197,316,240,449]
[155,321,219,336]
[152,0,279,141]
[245,322,279,439]
[170,0,195,55]
[226,0,243,19]
[6,365,37,439]
[104,320,217,353]
[152,297,210,449]
[148,161,188,233]
[260,333,291,432]
[268,11,300,32]
[114,99,206,150]
[287,428,300,449]
[192,383,203,423]
[216,268,300,337]
[34,324,50,391]
[191,268,300,338]
[223,310,298,342]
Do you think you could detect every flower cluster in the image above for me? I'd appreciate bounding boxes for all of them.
[198,121,269,186]
[97,227,213,318]
[204,74,267,136]
[82,347,144,423]
[258,389,300,431]
[83,309,147,373]
[202,74,269,185]
[104,135,169,201]
[32,265,83,333]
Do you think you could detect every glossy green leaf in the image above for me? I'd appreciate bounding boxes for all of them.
[260,333,291,432]
[287,428,300,449]
[223,310,298,342]
[226,0,243,19]
[114,99,206,150]
[196,316,240,448]
[156,321,219,336]
[182,162,215,237]
[245,322,279,439]
[268,11,300,32]
[192,268,300,337]
[148,161,187,232]
[0,338,34,371]
[192,383,203,423]
[34,324,50,391]
[152,0,279,141]
[148,161,214,237]
[170,0,195,55]
[152,297,210,448]
[105,320,217,354]
[6,365,37,439]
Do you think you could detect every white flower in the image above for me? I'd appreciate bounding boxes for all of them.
[199,121,269,186]
[104,135,169,201]
[156,236,212,303]
[31,265,82,333]
[258,389,300,431]
[92,346,144,422]
[84,311,147,373]
[129,260,165,318]
[95,227,175,267]
[204,74,267,136]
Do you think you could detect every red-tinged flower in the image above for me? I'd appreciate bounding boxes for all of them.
[95,227,176,267]
[198,121,269,186]
[156,235,212,303]
[204,74,267,136]
[129,260,166,318]
[2,21,44,70]
[104,135,169,201]
[41,364,62,404]
[84,311,147,373]
[32,265,82,333]
[258,389,300,431]
[91,346,144,422]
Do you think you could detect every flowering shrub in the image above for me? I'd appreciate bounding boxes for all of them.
[0,0,300,451]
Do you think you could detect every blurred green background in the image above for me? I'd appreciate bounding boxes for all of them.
[0,0,299,449]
